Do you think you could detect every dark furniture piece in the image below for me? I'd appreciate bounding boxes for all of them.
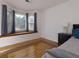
[58,33,72,46]
[58,24,79,46]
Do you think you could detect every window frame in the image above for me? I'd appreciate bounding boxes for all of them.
[28,15,35,31]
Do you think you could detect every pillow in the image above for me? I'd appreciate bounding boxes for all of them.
[73,28,79,39]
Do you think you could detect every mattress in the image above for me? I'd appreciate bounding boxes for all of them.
[43,37,79,58]
[58,37,79,56]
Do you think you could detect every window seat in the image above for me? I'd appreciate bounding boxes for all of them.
[0,32,33,38]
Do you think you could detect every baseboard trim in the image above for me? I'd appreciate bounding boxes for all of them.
[39,37,58,46]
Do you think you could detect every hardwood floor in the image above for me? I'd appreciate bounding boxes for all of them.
[34,42,57,57]
[0,38,58,58]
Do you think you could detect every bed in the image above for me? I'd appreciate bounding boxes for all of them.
[42,24,79,58]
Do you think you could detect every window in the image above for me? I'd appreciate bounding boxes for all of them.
[1,4,37,37]
[28,16,34,31]
[15,13,26,32]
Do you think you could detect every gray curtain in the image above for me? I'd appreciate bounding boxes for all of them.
[11,10,15,33]
[26,13,29,32]
[1,5,7,36]
[34,12,37,32]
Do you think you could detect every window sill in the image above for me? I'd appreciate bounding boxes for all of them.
[0,31,34,38]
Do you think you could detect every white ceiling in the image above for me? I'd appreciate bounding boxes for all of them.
[3,0,69,11]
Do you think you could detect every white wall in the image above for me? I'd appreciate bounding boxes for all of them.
[0,0,41,47]
[41,0,79,42]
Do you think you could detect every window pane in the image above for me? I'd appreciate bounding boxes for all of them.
[7,11,13,33]
[15,13,26,32]
[28,16,34,31]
